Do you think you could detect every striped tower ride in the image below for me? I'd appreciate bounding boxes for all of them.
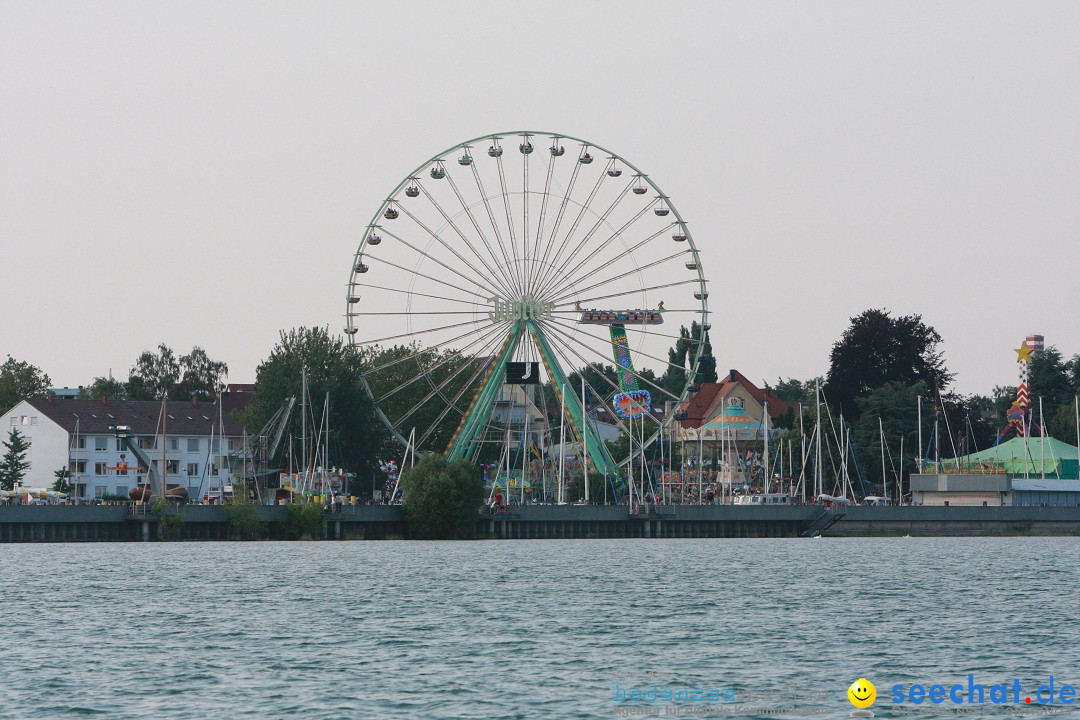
[1011,340,1034,437]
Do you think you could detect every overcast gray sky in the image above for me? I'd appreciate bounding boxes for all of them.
[2,1,1077,397]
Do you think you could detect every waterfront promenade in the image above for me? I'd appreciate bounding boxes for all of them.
[2,504,1079,542]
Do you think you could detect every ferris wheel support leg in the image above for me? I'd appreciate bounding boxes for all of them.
[446,321,525,463]
[527,320,619,483]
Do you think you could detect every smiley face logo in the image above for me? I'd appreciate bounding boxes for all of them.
[848,678,876,708]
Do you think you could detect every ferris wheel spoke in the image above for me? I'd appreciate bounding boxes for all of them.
[350,282,484,308]
[554,278,708,308]
[383,320,509,409]
[542,316,697,394]
[530,160,611,297]
[494,151,522,291]
[529,156,583,298]
[363,319,508,376]
[539,318,684,405]
[414,334,509,449]
[548,248,693,305]
[374,228,501,299]
[526,145,557,299]
[540,211,669,302]
[351,317,487,347]
[365,255,504,308]
[392,323,510,432]
[468,161,521,293]
[521,140,530,297]
[531,325,631,437]
[441,170,520,297]
[533,178,636,300]
[407,181,517,299]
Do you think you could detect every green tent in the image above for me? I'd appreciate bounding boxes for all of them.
[940,436,1079,479]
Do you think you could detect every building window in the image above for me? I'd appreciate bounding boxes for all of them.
[115,485,128,497]
[187,438,200,453]
[210,463,219,477]
[228,437,241,451]
[75,437,86,449]
[95,437,107,451]
[95,462,107,476]
[211,438,220,454]
[70,460,87,474]
[21,415,29,425]
[116,438,127,452]
[30,416,38,426]
[9,417,15,426]
[187,463,198,476]
[95,486,107,499]
[165,459,179,474]
[168,437,179,451]
[139,437,155,450]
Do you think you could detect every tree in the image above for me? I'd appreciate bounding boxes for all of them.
[85,375,128,401]
[849,382,925,498]
[243,327,383,475]
[402,453,483,539]
[659,321,716,396]
[124,344,228,400]
[0,428,31,491]
[824,309,953,420]
[52,467,72,494]
[1029,346,1074,438]
[0,356,51,411]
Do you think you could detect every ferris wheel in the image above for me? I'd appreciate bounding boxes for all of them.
[346,131,709,479]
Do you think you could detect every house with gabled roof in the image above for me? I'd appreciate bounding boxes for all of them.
[3,393,253,500]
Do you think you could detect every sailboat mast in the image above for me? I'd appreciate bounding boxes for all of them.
[763,401,769,495]
[301,365,308,493]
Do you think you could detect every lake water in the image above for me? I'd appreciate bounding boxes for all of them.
[1,538,1078,719]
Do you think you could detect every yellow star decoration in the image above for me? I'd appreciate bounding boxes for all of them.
[1015,342,1034,363]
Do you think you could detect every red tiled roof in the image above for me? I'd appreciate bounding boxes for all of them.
[677,370,790,428]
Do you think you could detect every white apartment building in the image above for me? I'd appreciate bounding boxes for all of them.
[3,394,253,500]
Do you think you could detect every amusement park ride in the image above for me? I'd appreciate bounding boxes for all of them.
[346,131,710,496]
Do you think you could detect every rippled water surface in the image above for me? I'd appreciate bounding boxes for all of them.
[2,538,1078,719]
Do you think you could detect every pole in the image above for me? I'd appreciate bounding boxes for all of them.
[521,386,529,505]
[814,380,822,499]
[880,417,887,502]
[762,401,770,495]
[301,365,308,494]
[1039,396,1045,481]
[558,384,566,504]
[917,395,923,474]
[1075,396,1079,480]
[582,374,589,505]
[898,436,904,505]
[798,403,806,503]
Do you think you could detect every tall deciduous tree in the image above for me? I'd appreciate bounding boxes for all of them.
[243,327,383,474]
[0,356,52,411]
[0,428,31,491]
[824,309,952,419]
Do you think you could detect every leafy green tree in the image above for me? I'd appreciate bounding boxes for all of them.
[402,453,483,539]
[1029,346,1074,438]
[0,428,31,491]
[824,309,952,420]
[124,344,228,400]
[52,467,72,494]
[0,356,51,411]
[243,327,383,474]
[84,376,128,401]
[659,322,716,396]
